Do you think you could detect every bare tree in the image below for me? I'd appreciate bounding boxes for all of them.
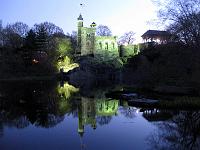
[33,22,64,37]
[96,25,112,36]
[0,20,2,31]
[70,31,77,49]
[0,20,3,46]
[96,116,112,125]
[32,22,65,51]
[2,27,23,48]
[155,0,200,47]
[119,106,136,119]
[147,111,200,150]
[1,22,29,48]
[6,22,29,37]
[118,31,135,45]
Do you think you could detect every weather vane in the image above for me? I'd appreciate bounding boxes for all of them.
[80,1,86,14]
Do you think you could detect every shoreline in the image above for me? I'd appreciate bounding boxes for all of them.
[0,75,57,82]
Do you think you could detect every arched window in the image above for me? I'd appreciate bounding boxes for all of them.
[87,33,90,38]
[112,42,115,49]
[86,41,90,47]
[99,42,102,49]
[105,42,108,50]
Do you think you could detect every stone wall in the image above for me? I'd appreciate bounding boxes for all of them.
[119,44,140,57]
[95,36,119,60]
[80,27,96,56]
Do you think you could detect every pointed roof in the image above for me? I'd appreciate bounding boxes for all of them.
[90,22,96,27]
[77,14,83,20]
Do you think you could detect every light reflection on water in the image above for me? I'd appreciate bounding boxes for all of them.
[0,81,200,150]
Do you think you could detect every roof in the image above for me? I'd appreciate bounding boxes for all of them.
[141,30,170,38]
[90,22,96,27]
[77,14,83,20]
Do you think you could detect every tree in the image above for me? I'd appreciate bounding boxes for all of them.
[23,29,37,64]
[119,107,136,119]
[25,29,37,49]
[33,22,64,37]
[0,20,3,47]
[70,31,77,49]
[33,22,65,51]
[96,116,112,125]
[56,38,72,57]
[96,25,112,36]
[1,22,29,48]
[147,111,200,150]
[118,31,135,45]
[2,27,23,48]
[35,24,49,51]
[0,20,2,31]
[6,22,29,37]
[155,0,200,47]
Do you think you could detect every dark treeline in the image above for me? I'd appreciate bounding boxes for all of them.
[0,21,76,78]
[122,0,200,92]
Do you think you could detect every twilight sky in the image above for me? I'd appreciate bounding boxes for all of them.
[0,0,163,43]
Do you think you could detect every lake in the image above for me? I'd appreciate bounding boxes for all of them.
[0,81,199,150]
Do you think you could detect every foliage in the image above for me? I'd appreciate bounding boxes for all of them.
[54,37,79,72]
[25,29,37,50]
[123,43,200,88]
[96,25,112,36]
[0,20,75,77]
[55,37,73,58]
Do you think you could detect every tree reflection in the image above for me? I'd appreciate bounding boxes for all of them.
[0,81,79,134]
[147,111,200,150]
[96,116,112,126]
[35,114,64,128]
[119,106,137,119]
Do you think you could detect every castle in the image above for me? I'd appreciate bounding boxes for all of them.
[76,14,119,59]
[78,97,119,136]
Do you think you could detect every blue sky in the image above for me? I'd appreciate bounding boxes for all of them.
[0,0,162,43]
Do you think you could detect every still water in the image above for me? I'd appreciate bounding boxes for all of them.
[0,81,199,150]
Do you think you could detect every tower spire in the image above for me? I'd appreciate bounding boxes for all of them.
[77,14,83,21]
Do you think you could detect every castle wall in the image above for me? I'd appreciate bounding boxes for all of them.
[119,44,140,57]
[80,27,96,56]
[77,16,119,59]
[95,36,119,60]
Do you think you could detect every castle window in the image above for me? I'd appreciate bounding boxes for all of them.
[87,41,90,47]
[99,42,102,49]
[87,33,91,37]
[112,42,115,49]
[105,42,108,50]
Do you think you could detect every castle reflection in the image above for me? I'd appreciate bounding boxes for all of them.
[78,97,119,136]
[1,81,200,150]
[0,81,120,137]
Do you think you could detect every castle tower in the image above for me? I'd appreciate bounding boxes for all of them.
[77,14,83,54]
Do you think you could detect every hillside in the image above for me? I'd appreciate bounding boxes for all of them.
[123,43,200,94]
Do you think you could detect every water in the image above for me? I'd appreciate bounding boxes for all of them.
[0,81,199,150]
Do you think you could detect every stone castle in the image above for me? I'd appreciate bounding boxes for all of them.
[75,14,119,59]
